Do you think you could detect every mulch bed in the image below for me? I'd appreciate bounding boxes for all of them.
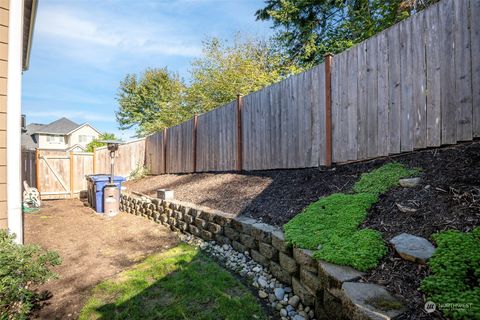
[127,140,480,319]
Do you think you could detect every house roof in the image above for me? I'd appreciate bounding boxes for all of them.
[34,117,80,135]
[21,123,42,150]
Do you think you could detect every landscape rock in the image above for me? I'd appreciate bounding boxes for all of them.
[390,233,435,263]
[259,290,268,299]
[399,177,421,188]
[274,287,285,300]
[396,203,418,213]
[318,261,365,289]
[341,282,406,320]
[288,295,300,308]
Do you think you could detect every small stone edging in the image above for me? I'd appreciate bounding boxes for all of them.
[120,192,406,320]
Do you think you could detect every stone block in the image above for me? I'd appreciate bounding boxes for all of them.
[194,218,206,228]
[200,229,213,241]
[180,205,191,215]
[240,233,257,249]
[293,248,317,274]
[323,289,344,320]
[318,261,365,289]
[251,223,276,243]
[173,210,183,220]
[215,234,231,245]
[206,222,222,235]
[231,216,257,234]
[232,240,247,253]
[341,282,406,320]
[213,214,232,226]
[199,210,214,221]
[271,230,291,253]
[279,252,298,274]
[270,261,292,285]
[177,220,188,231]
[292,277,315,307]
[251,249,269,267]
[184,214,194,224]
[159,214,168,224]
[168,217,177,227]
[189,224,200,236]
[300,267,322,294]
[224,226,240,241]
[259,242,279,261]
[190,208,202,218]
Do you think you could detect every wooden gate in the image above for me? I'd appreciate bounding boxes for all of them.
[36,149,94,199]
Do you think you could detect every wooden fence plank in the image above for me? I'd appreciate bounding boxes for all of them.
[387,23,401,154]
[356,41,368,159]
[400,18,414,152]
[367,35,379,157]
[439,0,457,144]
[454,0,473,141]
[377,31,389,156]
[412,10,427,149]
[425,3,442,146]
[472,0,480,137]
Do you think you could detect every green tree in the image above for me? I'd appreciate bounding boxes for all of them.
[115,68,190,136]
[85,132,119,152]
[187,35,301,113]
[256,0,438,67]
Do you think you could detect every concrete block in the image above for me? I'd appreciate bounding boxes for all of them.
[207,222,222,235]
[270,261,292,285]
[251,223,276,243]
[259,242,279,261]
[279,252,298,274]
[231,216,257,235]
[293,248,318,274]
[240,233,257,249]
[224,226,240,241]
[251,249,269,267]
[157,189,174,200]
[232,240,247,253]
[292,277,315,307]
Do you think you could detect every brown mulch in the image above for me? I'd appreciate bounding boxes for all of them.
[127,140,480,319]
[24,199,179,319]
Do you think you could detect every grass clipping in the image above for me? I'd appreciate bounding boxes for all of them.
[284,163,419,271]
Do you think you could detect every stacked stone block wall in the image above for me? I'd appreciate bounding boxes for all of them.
[120,193,403,320]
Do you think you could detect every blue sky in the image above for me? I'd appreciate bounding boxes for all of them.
[22,0,272,140]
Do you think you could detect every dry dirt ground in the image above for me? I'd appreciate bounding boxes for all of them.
[24,199,179,319]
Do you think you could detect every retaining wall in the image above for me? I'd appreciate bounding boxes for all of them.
[120,192,405,320]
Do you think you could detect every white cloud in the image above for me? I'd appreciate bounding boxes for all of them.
[28,110,113,122]
[36,5,202,58]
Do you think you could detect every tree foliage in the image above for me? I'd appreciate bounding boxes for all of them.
[85,132,119,152]
[115,68,190,136]
[115,36,301,135]
[256,0,438,67]
[187,35,301,113]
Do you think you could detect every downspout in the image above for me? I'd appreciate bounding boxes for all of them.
[7,0,24,244]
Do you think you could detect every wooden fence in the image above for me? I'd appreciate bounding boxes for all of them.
[25,0,479,188]
[133,0,479,174]
[25,150,94,199]
[95,138,146,178]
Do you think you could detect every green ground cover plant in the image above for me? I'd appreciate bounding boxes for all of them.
[284,162,419,271]
[421,227,480,320]
[0,230,61,320]
[80,243,266,320]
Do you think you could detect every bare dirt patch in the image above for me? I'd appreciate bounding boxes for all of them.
[24,199,179,319]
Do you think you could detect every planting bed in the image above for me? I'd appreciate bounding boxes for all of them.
[128,140,480,319]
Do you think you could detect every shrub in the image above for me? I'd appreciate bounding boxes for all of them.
[421,228,480,319]
[0,230,61,320]
[128,163,150,180]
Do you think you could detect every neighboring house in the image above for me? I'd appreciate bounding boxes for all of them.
[1,0,38,243]
[22,117,101,151]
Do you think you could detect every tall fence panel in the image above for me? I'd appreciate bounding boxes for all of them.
[332,0,479,162]
[166,119,194,173]
[95,139,146,177]
[145,132,165,174]
[242,64,326,170]
[196,101,238,172]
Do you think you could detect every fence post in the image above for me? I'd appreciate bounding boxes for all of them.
[324,53,333,167]
[70,151,74,198]
[35,148,40,191]
[236,94,243,171]
[163,128,168,174]
[193,114,198,172]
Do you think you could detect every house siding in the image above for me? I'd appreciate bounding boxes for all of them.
[69,125,99,147]
[0,0,7,229]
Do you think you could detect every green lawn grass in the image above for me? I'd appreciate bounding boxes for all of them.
[284,162,419,271]
[79,243,266,320]
[421,227,480,320]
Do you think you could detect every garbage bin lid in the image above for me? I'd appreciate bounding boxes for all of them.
[88,175,126,182]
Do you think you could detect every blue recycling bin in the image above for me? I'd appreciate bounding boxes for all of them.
[86,175,126,213]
